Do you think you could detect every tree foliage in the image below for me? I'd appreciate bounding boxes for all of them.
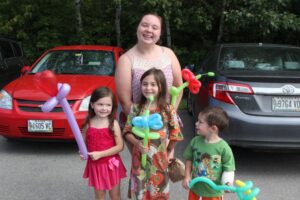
[0,0,299,65]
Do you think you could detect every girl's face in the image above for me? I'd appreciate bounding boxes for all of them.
[195,114,212,137]
[90,96,113,118]
[141,74,159,99]
[137,14,161,45]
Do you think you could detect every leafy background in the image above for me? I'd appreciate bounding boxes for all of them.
[1,0,299,66]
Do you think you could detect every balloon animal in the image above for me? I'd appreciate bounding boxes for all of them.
[189,177,260,200]
[169,68,215,106]
[34,70,88,160]
[131,96,163,168]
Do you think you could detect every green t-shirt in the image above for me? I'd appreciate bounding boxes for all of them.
[183,136,235,197]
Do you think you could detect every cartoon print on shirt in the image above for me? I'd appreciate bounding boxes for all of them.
[211,155,221,170]
[192,150,222,181]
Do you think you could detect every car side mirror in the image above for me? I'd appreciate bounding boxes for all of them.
[21,65,31,75]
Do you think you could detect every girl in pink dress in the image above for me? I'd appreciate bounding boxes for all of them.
[81,87,126,200]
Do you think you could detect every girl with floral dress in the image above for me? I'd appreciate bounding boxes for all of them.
[81,87,126,200]
[123,68,183,200]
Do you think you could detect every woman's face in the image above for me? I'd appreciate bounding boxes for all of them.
[137,14,161,45]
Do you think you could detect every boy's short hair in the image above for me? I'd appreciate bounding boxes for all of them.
[200,106,229,132]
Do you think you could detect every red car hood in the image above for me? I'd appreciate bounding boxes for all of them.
[11,75,115,101]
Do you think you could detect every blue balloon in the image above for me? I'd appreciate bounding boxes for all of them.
[132,113,163,130]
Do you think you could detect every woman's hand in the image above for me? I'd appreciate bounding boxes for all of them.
[88,151,102,161]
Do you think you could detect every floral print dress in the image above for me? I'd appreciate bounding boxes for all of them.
[123,104,183,200]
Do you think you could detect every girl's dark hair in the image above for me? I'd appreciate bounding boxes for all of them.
[200,106,229,132]
[82,87,116,133]
[138,68,167,110]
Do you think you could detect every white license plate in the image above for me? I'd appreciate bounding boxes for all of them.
[272,97,300,111]
[28,120,53,132]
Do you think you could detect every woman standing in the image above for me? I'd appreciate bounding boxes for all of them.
[115,13,183,153]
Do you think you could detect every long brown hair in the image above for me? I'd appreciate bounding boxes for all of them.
[138,68,167,111]
[82,87,117,133]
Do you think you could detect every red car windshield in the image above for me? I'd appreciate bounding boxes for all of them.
[31,50,115,76]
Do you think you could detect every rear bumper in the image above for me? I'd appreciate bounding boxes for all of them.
[212,100,300,149]
[0,108,86,141]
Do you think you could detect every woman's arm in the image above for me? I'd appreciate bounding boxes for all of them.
[88,120,124,160]
[165,47,183,110]
[115,54,133,115]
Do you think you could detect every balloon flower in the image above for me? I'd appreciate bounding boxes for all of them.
[189,177,260,200]
[132,96,163,168]
[169,68,215,106]
[34,70,88,160]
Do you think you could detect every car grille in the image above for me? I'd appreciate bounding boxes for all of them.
[16,99,76,112]
[0,124,9,134]
[18,127,65,136]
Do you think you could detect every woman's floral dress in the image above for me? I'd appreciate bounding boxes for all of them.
[123,104,183,200]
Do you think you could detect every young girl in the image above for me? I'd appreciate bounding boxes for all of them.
[123,68,184,200]
[82,87,126,200]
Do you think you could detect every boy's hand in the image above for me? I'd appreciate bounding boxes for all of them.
[182,177,191,190]
[88,151,102,161]
[224,182,233,193]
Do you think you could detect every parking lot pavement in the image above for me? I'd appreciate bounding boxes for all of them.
[1,111,300,199]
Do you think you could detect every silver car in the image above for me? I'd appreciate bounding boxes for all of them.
[187,43,300,149]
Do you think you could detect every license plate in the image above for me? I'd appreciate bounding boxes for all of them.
[272,97,300,112]
[28,120,53,132]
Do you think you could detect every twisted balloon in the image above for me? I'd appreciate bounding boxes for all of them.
[169,68,215,106]
[131,96,162,168]
[189,177,260,200]
[35,70,88,160]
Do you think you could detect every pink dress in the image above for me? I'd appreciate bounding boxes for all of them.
[83,127,126,190]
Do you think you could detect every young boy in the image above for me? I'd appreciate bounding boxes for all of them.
[182,106,235,200]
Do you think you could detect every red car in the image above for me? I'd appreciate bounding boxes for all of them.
[0,45,123,140]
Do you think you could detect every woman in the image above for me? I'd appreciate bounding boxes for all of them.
[115,12,183,153]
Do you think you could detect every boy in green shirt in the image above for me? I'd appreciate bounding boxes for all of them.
[183,106,235,200]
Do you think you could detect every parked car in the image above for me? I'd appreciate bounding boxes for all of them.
[0,37,30,88]
[0,45,123,140]
[187,43,300,149]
